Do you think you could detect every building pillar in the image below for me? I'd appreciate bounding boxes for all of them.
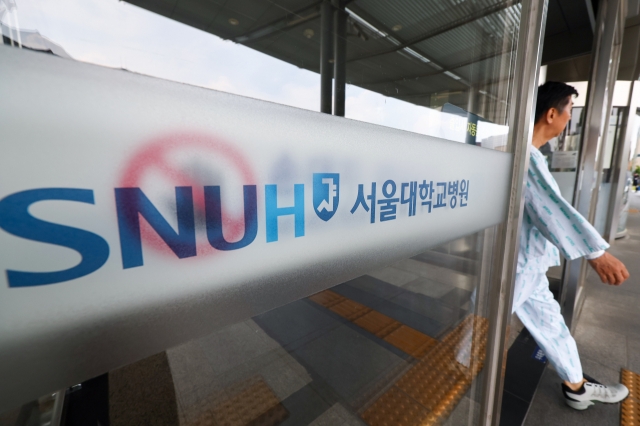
[333,0,347,116]
[560,0,625,331]
[320,0,333,114]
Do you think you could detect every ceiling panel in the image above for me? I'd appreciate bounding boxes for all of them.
[123,0,541,112]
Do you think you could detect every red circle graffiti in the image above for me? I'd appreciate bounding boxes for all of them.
[118,132,256,257]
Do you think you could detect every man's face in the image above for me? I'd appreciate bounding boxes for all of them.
[550,97,573,137]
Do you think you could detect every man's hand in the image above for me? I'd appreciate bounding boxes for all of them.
[587,252,629,285]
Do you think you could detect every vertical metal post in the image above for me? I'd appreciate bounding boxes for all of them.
[604,82,638,241]
[333,0,347,117]
[320,0,333,114]
[603,9,638,243]
[560,0,625,331]
[480,1,548,425]
[585,2,624,226]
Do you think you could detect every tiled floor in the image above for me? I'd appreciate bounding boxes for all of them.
[162,235,485,426]
[523,195,640,426]
[6,199,639,426]
[0,235,488,425]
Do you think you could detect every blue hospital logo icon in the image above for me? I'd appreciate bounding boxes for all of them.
[313,173,340,221]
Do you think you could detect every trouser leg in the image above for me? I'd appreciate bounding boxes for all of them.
[515,274,583,383]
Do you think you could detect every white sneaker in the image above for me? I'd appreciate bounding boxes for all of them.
[562,381,629,410]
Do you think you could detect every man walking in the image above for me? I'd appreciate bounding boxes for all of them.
[514,81,630,410]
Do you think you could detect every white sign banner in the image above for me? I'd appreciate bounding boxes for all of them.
[551,150,579,169]
[0,46,513,410]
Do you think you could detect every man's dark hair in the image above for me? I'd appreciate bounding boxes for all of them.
[535,81,579,124]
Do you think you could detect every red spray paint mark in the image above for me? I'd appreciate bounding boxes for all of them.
[119,132,256,257]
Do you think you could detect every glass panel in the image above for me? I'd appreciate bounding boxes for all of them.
[546,104,625,282]
[1,230,497,426]
[1,0,522,424]
[594,107,625,233]
[5,0,517,148]
[619,109,640,234]
[0,392,62,426]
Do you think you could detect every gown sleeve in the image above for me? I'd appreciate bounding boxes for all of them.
[523,153,609,260]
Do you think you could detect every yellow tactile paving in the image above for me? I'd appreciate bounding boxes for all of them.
[185,409,217,426]
[210,377,288,426]
[360,386,430,426]
[308,289,345,308]
[362,315,489,426]
[621,369,640,425]
[308,289,489,425]
[180,376,288,426]
[383,325,438,359]
[309,290,437,358]
[329,298,371,321]
[353,310,401,338]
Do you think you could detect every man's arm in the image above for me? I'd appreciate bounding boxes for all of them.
[525,153,628,285]
[524,168,609,260]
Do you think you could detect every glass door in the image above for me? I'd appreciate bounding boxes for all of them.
[0,1,543,425]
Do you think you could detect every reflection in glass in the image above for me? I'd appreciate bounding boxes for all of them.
[8,0,517,148]
[594,107,625,233]
[0,232,494,426]
[1,0,523,424]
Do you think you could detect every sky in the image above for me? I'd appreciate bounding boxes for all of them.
[5,0,509,144]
